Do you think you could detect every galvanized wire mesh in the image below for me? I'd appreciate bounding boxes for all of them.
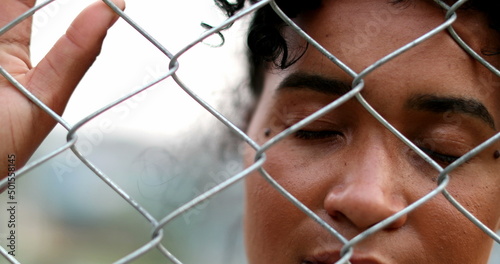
[1,0,500,263]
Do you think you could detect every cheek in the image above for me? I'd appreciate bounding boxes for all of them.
[412,195,495,263]
[446,166,500,230]
[243,145,327,261]
[244,170,302,263]
[244,149,303,221]
[413,169,500,262]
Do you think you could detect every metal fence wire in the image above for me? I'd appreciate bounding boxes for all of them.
[1,0,500,263]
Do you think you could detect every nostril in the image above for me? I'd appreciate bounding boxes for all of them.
[363,208,407,231]
[327,209,350,224]
[329,209,344,219]
[383,211,407,230]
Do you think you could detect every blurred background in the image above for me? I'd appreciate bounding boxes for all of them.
[0,0,499,263]
[1,0,250,263]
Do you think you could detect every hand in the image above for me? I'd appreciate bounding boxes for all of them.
[0,0,125,178]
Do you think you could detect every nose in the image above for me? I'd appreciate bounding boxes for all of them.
[323,143,408,231]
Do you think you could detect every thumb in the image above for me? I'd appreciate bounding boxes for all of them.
[26,0,126,113]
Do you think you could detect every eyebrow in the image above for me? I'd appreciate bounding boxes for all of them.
[406,94,496,130]
[277,72,352,96]
[276,73,496,130]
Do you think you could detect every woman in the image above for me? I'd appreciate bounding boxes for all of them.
[1,0,499,263]
[227,0,500,263]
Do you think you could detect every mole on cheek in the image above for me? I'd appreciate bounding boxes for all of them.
[264,128,271,137]
[494,150,500,159]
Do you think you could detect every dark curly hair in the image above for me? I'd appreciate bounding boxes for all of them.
[214,0,500,96]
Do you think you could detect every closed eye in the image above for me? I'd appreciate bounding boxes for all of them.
[294,130,343,140]
[419,147,460,165]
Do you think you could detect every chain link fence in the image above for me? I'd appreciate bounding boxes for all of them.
[1,0,500,263]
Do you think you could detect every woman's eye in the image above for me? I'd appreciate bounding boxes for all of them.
[419,147,460,165]
[294,130,343,140]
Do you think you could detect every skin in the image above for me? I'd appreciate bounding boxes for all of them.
[244,0,500,263]
[0,0,124,177]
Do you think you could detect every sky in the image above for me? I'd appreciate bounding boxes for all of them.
[31,0,249,140]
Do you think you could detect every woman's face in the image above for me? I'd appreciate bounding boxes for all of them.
[243,0,500,263]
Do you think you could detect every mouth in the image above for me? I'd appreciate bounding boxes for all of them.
[302,259,381,264]
[302,251,339,264]
[302,251,382,264]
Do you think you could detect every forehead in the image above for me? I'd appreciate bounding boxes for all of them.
[264,0,500,114]
[290,0,498,71]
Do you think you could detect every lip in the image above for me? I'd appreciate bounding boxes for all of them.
[303,250,383,264]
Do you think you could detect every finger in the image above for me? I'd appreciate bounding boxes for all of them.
[0,0,37,68]
[26,0,125,112]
